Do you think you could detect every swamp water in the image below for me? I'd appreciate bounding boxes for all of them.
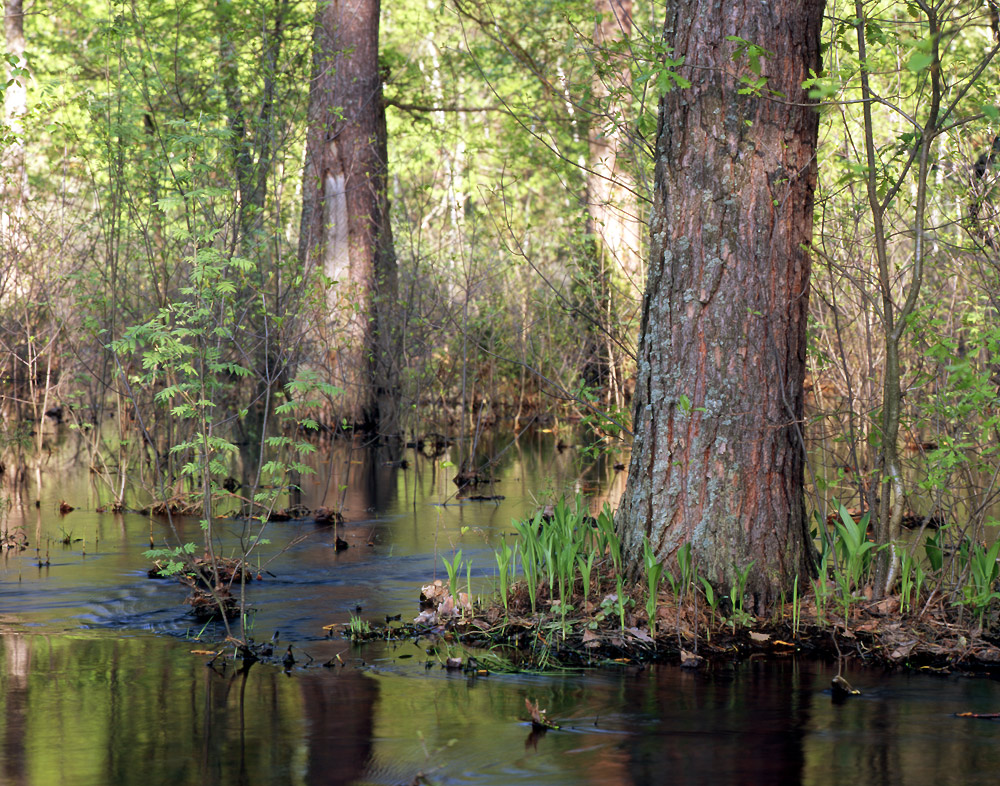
[1,430,1000,785]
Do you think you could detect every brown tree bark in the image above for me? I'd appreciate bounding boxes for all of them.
[617,0,824,609]
[299,0,398,434]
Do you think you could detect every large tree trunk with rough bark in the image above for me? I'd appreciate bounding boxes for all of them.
[299,0,398,435]
[617,0,824,610]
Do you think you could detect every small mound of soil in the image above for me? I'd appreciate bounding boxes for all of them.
[185,587,239,621]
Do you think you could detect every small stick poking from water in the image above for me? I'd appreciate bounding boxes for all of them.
[525,698,560,730]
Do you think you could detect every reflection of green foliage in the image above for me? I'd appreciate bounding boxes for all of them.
[0,635,308,785]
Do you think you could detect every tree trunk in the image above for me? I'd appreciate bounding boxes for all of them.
[586,0,642,292]
[2,0,28,213]
[581,0,641,410]
[299,0,399,435]
[617,0,824,610]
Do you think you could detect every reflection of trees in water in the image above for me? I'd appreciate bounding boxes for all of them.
[620,662,810,786]
[2,634,30,786]
[199,664,377,786]
[300,670,378,785]
[0,635,379,786]
[302,439,403,518]
[247,426,624,527]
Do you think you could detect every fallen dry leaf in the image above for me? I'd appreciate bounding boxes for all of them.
[873,597,900,615]
[437,595,456,617]
[749,631,771,643]
[626,626,654,644]
[889,641,917,660]
[421,581,446,601]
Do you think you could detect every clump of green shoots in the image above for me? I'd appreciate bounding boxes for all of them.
[700,576,719,638]
[791,575,800,638]
[726,561,755,632]
[615,573,627,632]
[642,536,664,637]
[578,550,595,609]
[814,552,831,625]
[831,501,875,624]
[440,549,475,617]
[500,497,621,619]
[347,615,372,640]
[443,549,464,593]
[676,542,694,598]
[513,516,541,612]
[960,539,1000,630]
[899,549,921,614]
[495,538,516,611]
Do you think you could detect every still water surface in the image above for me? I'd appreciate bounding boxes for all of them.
[1,430,999,785]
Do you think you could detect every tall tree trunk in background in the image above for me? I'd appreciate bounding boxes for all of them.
[582,0,641,410]
[299,0,398,435]
[2,0,28,217]
[587,0,641,288]
[617,0,824,609]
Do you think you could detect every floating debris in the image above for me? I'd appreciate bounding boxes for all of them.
[525,698,560,731]
[314,507,344,526]
[832,674,861,700]
[680,649,703,669]
[1,529,28,551]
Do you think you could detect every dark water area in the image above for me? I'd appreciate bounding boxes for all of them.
[5,635,1000,786]
[2,428,1000,785]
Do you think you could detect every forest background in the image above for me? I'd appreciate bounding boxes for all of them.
[1,0,1000,602]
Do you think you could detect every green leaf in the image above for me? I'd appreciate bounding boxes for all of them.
[907,51,933,73]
